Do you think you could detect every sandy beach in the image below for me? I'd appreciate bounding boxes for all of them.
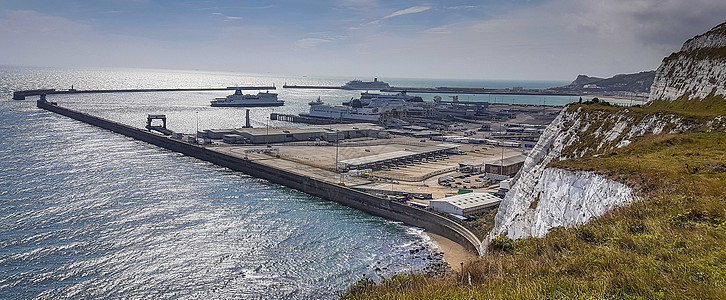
[426,232,478,271]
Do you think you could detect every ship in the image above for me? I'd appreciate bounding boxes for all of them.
[302,92,425,122]
[210,88,284,107]
[341,78,390,90]
[350,91,423,106]
[304,102,380,122]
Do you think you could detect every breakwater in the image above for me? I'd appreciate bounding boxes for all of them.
[13,86,276,100]
[36,99,483,255]
[280,84,577,95]
[282,84,345,89]
[383,87,578,96]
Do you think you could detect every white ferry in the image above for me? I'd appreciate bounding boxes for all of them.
[354,91,423,106]
[304,99,380,122]
[210,88,284,107]
[341,78,390,90]
[303,93,425,122]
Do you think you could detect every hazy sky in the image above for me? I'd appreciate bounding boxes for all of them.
[1,0,725,80]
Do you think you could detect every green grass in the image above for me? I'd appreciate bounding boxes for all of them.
[343,131,726,299]
[463,207,498,240]
[647,91,726,116]
[558,94,726,159]
[662,46,726,65]
[572,91,726,117]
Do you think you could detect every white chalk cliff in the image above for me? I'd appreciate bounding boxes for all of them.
[487,22,726,245]
[488,108,685,241]
[650,22,726,101]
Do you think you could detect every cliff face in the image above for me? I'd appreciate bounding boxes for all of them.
[488,107,692,241]
[650,22,726,101]
[488,22,726,244]
[531,169,633,238]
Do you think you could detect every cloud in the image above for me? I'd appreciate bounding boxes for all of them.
[383,6,430,19]
[338,0,726,80]
[3,1,726,81]
[445,5,478,10]
[225,16,243,21]
[338,0,377,10]
[294,38,332,48]
[0,10,276,71]
[0,10,173,68]
[536,0,726,48]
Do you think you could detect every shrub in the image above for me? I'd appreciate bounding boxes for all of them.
[490,235,514,252]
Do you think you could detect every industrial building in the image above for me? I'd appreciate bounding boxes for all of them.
[429,193,502,216]
[484,155,526,176]
[340,143,459,171]
[200,123,387,144]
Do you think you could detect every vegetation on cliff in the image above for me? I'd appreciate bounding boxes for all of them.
[662,46,726,64]
[343,104,726,299]
[647,90,726,116]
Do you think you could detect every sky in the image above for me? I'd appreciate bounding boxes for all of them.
[1,0,725,81]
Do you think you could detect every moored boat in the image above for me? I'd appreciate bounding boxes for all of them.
[210,88,284,107]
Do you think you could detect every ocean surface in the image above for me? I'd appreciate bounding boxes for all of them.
[0,67,570,299]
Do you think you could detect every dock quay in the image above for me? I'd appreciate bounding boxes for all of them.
[36,99,484,255]
[281,84,345,90]
[13,86,276,100]
[382,86,577,96]
[270,112,370,124]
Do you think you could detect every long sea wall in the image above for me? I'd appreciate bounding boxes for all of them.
[37,99,482,255]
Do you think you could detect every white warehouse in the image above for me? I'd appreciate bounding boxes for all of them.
[429,193,501,216]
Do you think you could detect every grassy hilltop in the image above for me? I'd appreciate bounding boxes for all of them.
[343,95,726,299]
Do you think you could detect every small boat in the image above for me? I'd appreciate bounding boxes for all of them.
[210,88,284,107]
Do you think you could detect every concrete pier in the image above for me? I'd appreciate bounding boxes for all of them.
[278,84,577,95]
[383,87,578,96]
[270,113,362,124]
[282,84,345,90]
[36,99,483,255]
[13,86,276,100]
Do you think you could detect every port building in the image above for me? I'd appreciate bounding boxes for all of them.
[484,155,526,176]
[201,123,386,144]
[429,193,502,216]
[340,143,459,171]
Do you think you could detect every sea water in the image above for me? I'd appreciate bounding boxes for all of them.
[0,67,568,298]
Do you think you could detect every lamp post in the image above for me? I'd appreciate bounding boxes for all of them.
[196,111,199,142]
[629,92,633,107]
[335,129,340,182]
[500,119,504,176]
[266,116,269,147]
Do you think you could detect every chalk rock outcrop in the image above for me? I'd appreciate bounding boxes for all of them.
[650,22,726,101]
[488,22,726,245]
[487,107,697,241]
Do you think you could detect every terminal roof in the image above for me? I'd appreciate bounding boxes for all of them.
[430,193,501,210]
[340,143,458,167]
